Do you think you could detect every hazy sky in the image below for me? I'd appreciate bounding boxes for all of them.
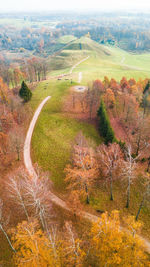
[1,0,150,12]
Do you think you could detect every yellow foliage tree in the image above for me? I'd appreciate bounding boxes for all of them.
[0,77,9,104]
[59,222,85,267]
[11,220,61,267]
[90,211,148,267]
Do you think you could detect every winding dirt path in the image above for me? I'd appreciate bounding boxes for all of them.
[24,96,51,178]
[78,72,82,83]
[24,96,150,253]
[69,56,90,75]
[23,96,98,221]
[69,56,89,83]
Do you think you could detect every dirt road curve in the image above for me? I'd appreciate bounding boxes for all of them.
[78,72,82,83]
[23,95,97,221]
[24,96,150,253]
[69,56,90,75]
[24,96,51,178]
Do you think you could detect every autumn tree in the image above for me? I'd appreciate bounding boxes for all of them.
[19,81,32,102]
[67,190,83,218]
[0,77,9,107]
[6,174,29,221]
[116,93,139,132]
[9,126,24,161]
[132,114,150,156]
[0,199,16,253]
[65,133,98,204]
[87,86,101,119]
[23,172,53,232]
[104,88,115,109]
[93,79,105,94]
[11,219,60,267]
[97,143,123,201]
[136,174,150,221]
[122,145,137,208]
[0,132,8,156]
[7,169,53,231]
[110,78,120,95]
[13,68,25,87]
[103,76,110,89]
[60,222,85,267]
[141,80,150,115]
[120,77,130,92]
[90,211,148,266]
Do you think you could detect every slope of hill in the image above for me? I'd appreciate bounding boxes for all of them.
[48,36,113,77]
[48,36,150,82]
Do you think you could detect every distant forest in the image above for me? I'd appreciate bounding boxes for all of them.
[1,11,150,59]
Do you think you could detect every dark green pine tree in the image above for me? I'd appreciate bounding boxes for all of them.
[143,80,150,95]
[19,81,32,102]
[97,99,115,144]
[105,123,115,144]
[97,100,108,137]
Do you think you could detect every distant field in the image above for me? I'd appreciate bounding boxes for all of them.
[0,18,58,29]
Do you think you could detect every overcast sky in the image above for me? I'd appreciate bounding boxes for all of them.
[0,0,150,12]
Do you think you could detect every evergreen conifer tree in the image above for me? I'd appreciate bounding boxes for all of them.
[97,99,115,144]
[143,80,150,94]
[19,81,32,102]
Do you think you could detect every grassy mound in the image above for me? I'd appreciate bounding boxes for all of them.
[49,36,150,83]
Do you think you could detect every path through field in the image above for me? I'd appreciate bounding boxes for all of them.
[120,56,143,71]
[78,72,82,83]
[69,55,90,75]
[69,55,90,83]
[24,96,150,253]
[24,96,98,222]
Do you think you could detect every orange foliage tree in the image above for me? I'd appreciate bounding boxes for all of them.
[97,143,123,201]
[65,133,98,204]
[104,88,115,109]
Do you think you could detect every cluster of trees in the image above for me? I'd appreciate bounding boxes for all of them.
[57,12,150,52]
[0,77,31,170]
[64,133,150,220]
[68,76,150,157]
[0,167,149,266]
[1,11,150,72]
[0,57,48,88]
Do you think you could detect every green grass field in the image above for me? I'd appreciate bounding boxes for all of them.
[0,18,58,29]
[31,80,101,192]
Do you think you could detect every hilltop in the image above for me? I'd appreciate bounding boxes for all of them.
[49,36,150,82]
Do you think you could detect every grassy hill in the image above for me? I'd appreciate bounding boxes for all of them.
[48,36,112,76]
[49,36,150,83]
